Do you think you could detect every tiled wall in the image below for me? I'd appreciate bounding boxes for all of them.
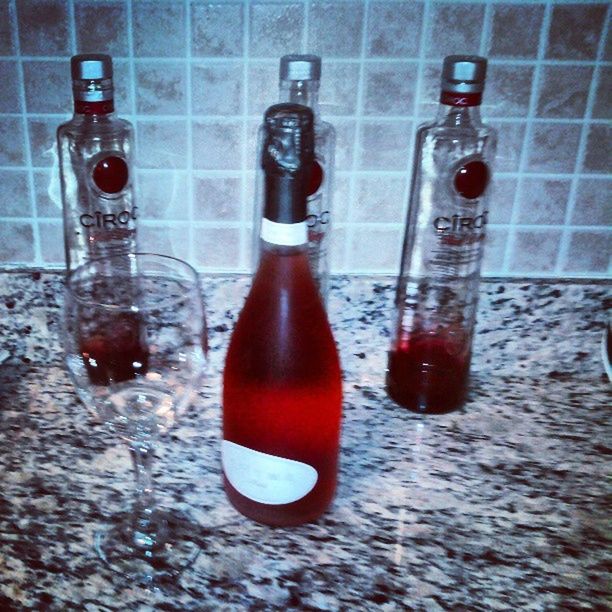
[0,0,610,277]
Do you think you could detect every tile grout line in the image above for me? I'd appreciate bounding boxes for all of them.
[397,0,432,274]
[126,0,143,265]
[3,165,609,182]
[480,2,498,275]
[1,215,609,234]
[11,0,42,267]
[239,0,250,273]
[555,2,610,276]
[302,0,309,54]
[2,111,608,126]
[501,0,552,276]
[126,0,137,122]
[479,0,492,57]
[344,0,369,274]
[3,55,611,68]
[68,0,77,55]
[185,0,195,267]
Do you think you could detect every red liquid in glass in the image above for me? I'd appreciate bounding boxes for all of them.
[386,334,470,414]
[223,248,342,526]
[79,313,149,385]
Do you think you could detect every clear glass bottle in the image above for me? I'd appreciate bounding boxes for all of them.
[387,56,497,414]
[57,54,137,273]
[252,55,336,306]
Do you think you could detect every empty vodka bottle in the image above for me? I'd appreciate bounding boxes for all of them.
[252,55,336,305]
[57,54,137,273]
[386,56,497,414]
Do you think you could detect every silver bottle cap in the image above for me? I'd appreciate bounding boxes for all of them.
[441,55,487,94]
[280,54,321,81]
[71,54,112,80]
[71,54,114,102]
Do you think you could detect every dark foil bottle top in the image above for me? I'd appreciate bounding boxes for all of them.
[71,53,114,106]
[262,103,314,177]
[261,103,314,229]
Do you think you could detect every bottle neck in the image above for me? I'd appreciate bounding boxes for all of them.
[73,99,115,117]
[72,77,114,117]
[261,174,308,248]
[279,80,320,119]
[436,95,483,128]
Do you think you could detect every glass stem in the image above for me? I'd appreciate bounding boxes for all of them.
[129,439,159,551]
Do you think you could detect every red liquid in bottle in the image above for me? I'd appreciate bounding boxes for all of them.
[223,247,342,526]
[79,313,149,385]
[386,333,469,414]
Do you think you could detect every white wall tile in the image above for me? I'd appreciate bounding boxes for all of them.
[0,61,21,113]
[249,2,304,58]
[192,62,244,116]
[0,0,609,277]
[366,1,423,59]
[17,0,70,56]
[192,120,243,170]
[308,2,364,59]
[0,221,35,264]
[133,1,186,59]
[0,118,26,166]
[0,170,30,216]
[75,1,128,56]
[191,2,244,58]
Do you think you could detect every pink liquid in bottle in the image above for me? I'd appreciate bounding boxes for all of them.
[387,333,470,414]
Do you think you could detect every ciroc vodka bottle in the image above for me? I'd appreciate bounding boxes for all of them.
[387,55,497,414]
[57,54,137,273]
[252,55,336,305]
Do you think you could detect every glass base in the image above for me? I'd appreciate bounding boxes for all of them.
[94,509,201,587]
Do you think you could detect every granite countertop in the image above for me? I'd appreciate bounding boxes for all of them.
[0,271,609,610]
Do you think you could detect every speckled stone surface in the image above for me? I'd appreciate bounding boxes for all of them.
[0,271,610,610]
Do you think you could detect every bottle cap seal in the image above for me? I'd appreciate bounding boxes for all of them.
[441,55,487,95]
[262,103,314,176]
[280,54,321,81]
[261,103,314,226]
[71,54,114,103]
[71,54,113,80]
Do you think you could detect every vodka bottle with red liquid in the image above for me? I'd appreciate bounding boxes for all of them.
[223,103,342,526]
[57,54,138,273]
[387,56,497,414]
[252,55,336,306]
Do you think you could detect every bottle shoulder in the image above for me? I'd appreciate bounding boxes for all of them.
[57,115,133,139]
[236,253,333,334]
[417,119,496,140]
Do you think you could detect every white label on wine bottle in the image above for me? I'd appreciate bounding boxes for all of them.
[260,218,308,246]
[222,440,318,505]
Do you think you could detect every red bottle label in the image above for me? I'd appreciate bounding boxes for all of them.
[74,100,115,115]
[453,160,489,200]
[92,155,129,194]
[307,159,324,196]
[440,91,482,107]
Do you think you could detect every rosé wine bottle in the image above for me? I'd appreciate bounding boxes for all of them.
[224,104,342,526]
[387,56,497,414]
[57,54,137,273]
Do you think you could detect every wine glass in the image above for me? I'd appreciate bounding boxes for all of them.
[63,253,207,585]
